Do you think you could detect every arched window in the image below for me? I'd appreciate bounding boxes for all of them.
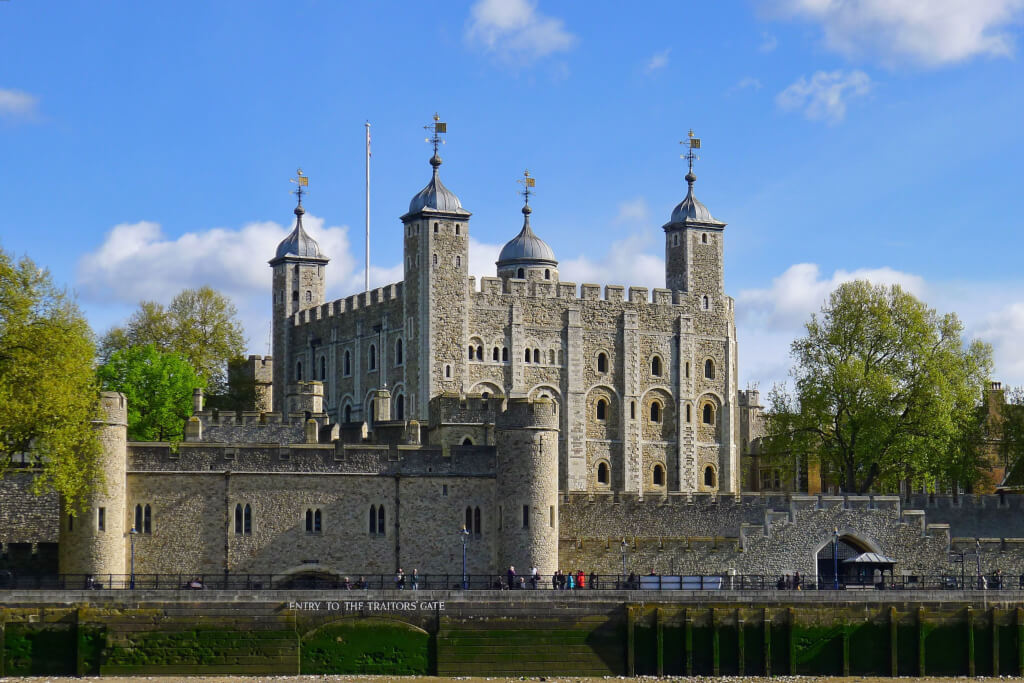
[597,462,609,484]
[650,401,661,422]
[445,365,451,378]
[296,361,303,381]
[702,233,708,244]
[703,404,714,424]
[469,346,475,360]
[524,349,531,363]
[533,349,540,363]
[462,437,473,446]
[344,350,351,376]
[502,347,509,361]
[651,356,662,376]
[630,401,636,419]
[434,222,439,233]
[305,290,312,302]
[544,269,550,279]
[493,347,499,361]
[235,504,243,535]
[474,506,481,535]
[465,506,473,532]
[433,253,438,265]
[243,504,252,534]
[596,399,607,420]
[344,404,352,422]
[597,353,607,373]
[378,505,385,535]
[369,345,377,371]
[704,466,716,487]
[305,509,313,533]
[549,349,555,364]
[395,338,403,365]
[455,224,461,235]
[369,505,377,534]
[517,268,525,279]
[686,405,692,422]
[476,346,483,360]
[704,359,715,379]
[143,504,151,533]
[134,504,142,533]
[702,295,709,310]
[314,509,321,532]
[685,362,690,378]
[456,255,461,267]
[320,356,326,380]
[653,465,665,486]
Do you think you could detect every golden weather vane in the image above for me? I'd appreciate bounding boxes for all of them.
[289,168,309,205]
[517,169,536,206]
[679,129,701,176]
[424,113,447,156]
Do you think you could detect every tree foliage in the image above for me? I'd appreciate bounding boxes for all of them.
[0,247,102,507]
[100,286,245,394]
[763,281,992,494]
[97,344,205,442]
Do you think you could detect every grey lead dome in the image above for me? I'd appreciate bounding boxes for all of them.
[274,205,324,259]
[669,171,720,224]
[497,207,557,266]
[408,154,466,214]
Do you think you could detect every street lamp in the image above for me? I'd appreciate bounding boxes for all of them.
[832,528,839,590]
[460,526,470,590]
[620,540,628,587]
[976,539,983,589]
[129,526,139,589]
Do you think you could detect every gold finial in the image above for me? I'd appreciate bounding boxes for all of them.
[680,129,701,180]
[424,113,447,157]
[290,168,309,205]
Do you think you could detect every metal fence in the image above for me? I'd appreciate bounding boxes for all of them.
[0,571,1019,591]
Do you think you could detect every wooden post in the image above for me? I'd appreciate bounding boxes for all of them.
[656,608,664,676]
[788,607,796,675]
[0,607,6,677]
[889,606,898,677]
[712,608,721,676]
[993,607,1000,677]
[967,607,975,678]
[737,610,746,675]
[1018,607,1024,676]
[685,609,694,675]
[842,624,850,676]
[626,605,635,677]
[764,608,772,677]
[918,606,926,676]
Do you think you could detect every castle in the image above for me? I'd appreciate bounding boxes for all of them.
[5,122,1024,585]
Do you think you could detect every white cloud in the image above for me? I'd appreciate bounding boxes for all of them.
[0,88,38,120]
[759,32,779,52]
[731,77,763,93]
[465,0,576,63]
[613,198,649,225]
[776,69,871,123]
[645,48,671,73]
[559,231,664,291]
[764,0,1024,66]
[77,216,402,353]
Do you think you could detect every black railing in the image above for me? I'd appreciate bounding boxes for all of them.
[0,571,1018,591]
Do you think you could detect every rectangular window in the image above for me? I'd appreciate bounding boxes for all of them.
[550,506,555,528]
[522,505,529,529]
[442,484,448,497]
[98,507,106,532]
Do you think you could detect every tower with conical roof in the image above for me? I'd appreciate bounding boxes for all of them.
[400,115,471,418]
[664,131,726,295]
[269,170,329,413]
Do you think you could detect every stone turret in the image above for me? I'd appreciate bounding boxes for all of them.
[495,397,559,576]
[59,392,128,577]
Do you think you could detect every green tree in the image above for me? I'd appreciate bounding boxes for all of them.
[100,286,246,393]
[96,344,205,442]
[0,247,102,508]
[763,281,992,494]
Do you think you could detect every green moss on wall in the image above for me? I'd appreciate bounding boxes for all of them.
[3,625,76,676]
[103,629,296,669]
[301,618,429,675]
[793,624,844,675]
[923,622,967,676]
[850,622,889,675]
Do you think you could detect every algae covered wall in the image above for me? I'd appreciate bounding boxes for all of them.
[4,591,1024,677]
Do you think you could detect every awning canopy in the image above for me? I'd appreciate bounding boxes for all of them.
[842,552,896,565]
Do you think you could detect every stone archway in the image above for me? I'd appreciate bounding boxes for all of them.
[815,534,873,587]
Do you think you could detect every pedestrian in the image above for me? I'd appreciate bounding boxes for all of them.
[589,571,598,589]
[530,566,539,589]
[507,565,516,589]
[567,572,575,589]
[552,570,560,590]
[627,572,637,590]
[559,571,567,590]
[992,569,1003,590]
[576,569,585,589]
[784,573,792,590]
[395,568,405,590]
[411,568,419,590]
[793,571,802,591]
[776,575,786,590]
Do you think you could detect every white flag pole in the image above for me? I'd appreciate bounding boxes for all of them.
[365,121,371,293]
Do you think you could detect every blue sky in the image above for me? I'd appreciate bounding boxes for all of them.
[2,0,1024,389]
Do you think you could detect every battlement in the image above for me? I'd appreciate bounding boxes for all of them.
[293,281,404,326]
[470,276,732,311]
[497,396,558,430]
[97,391,128,426]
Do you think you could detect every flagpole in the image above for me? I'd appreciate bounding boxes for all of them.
[365,121,371,293]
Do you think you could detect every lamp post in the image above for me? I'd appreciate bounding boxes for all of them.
[832,528,839,590]
[976,539,983,589]
[129,526,139,589]
[460,527,470,590]
[620,540,628,587]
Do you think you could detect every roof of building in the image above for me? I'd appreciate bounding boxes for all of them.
[274,205,326,260]
[668,172,724,226]
[497,206,558,266]
[408,154,468,215]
